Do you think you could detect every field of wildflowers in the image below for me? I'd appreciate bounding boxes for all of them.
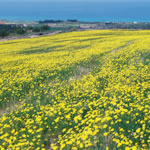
[0,30,149,150]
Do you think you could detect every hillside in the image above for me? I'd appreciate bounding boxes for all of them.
[0,30,150,150]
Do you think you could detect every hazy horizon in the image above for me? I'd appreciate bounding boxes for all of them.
[0,0,150,2]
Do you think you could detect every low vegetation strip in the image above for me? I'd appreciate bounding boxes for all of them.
[0,30,150,150]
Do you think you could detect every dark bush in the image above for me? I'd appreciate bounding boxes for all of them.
[0,29,9,37]
[33,27,41,32]
[41,25,49,31]
[15,28,26,34]
[27,26,33,30]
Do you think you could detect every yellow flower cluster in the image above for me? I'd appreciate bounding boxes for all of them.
[0,30,149,149]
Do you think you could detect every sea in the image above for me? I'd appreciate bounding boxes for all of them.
[0,1,150,22]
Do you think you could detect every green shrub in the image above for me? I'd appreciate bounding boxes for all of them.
[33,27,41,32]
[0,29,9,37]
[41,25,50,31]
[15,28,26,34]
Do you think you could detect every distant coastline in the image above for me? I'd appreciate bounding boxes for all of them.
[1,19,150,42]
[1,19,150,24]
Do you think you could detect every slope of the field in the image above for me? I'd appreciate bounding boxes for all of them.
[0,30,150,150]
